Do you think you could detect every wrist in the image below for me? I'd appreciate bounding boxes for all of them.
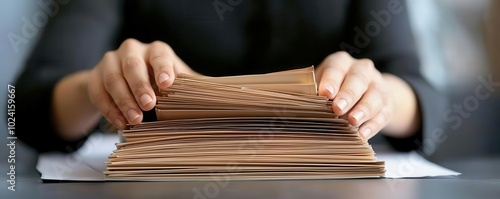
[79,70,95,110]
[52,70,100,140]
[381,73,421,138]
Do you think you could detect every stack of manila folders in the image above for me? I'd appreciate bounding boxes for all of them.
[104,66,385,180]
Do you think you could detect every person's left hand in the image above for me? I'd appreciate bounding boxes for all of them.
[315,51,394,140]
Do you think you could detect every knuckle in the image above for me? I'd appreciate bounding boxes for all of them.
[350,71,370,85]
[102,51,116,61]
[358,58,375,69]
[121,38,139,49]
[133,81,151,95]
[151,40,167,48]
[357,101,374,115]
[103,73,122,87]
[325,79,340,89]
[334,51,351,59]
[149,43,174,66]
[151,40,172,53]
[150,54,171,67]
[150,40,163,45]
[116,97,134,110]
[339,88,356,100]
[337,64,349,75]
[150,61,175,79]
[326,51,351,63]
[123,56,143,71]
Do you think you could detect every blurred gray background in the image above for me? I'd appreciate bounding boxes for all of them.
[1,0,499,178]
[1,1,41,178]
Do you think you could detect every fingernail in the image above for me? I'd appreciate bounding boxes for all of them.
[352,111,365,123]
[159,72,169,84]
[361,128,372,139]
[337,98,347,111]
[140,94,153,106]
[115,119,124,129]
[127,109,140,122]
[325,84,335,97]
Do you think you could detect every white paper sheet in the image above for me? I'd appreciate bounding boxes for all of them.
[36,133,461,181]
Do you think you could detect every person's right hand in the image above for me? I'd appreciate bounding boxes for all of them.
[87,38,195,130]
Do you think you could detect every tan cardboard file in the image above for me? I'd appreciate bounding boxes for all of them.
[105,66,385,180]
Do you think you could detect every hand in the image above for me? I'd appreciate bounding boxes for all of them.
[87,39,195,130]
[316,51,394,139]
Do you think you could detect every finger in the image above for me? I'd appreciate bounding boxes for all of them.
[148,41,176,89]
[101,51,143,125]
[317,51,353,99]
[119,39,157,111]
[88,65,127,130]
[359,106,392,140]
[332,59,376,115]
[347,86,384,126]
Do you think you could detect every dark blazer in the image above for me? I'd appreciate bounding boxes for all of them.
[13,0,445,153]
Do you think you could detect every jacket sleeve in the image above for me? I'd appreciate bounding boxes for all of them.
[343,0,448,152]
[13,0,123,153]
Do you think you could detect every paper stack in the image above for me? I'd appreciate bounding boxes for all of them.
[104,66,385,180]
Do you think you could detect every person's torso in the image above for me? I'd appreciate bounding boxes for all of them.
[120,0,352,76]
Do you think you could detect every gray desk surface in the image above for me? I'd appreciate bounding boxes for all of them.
[2,93,500,198]
[1,154,500,199]
[3,178,500,199]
